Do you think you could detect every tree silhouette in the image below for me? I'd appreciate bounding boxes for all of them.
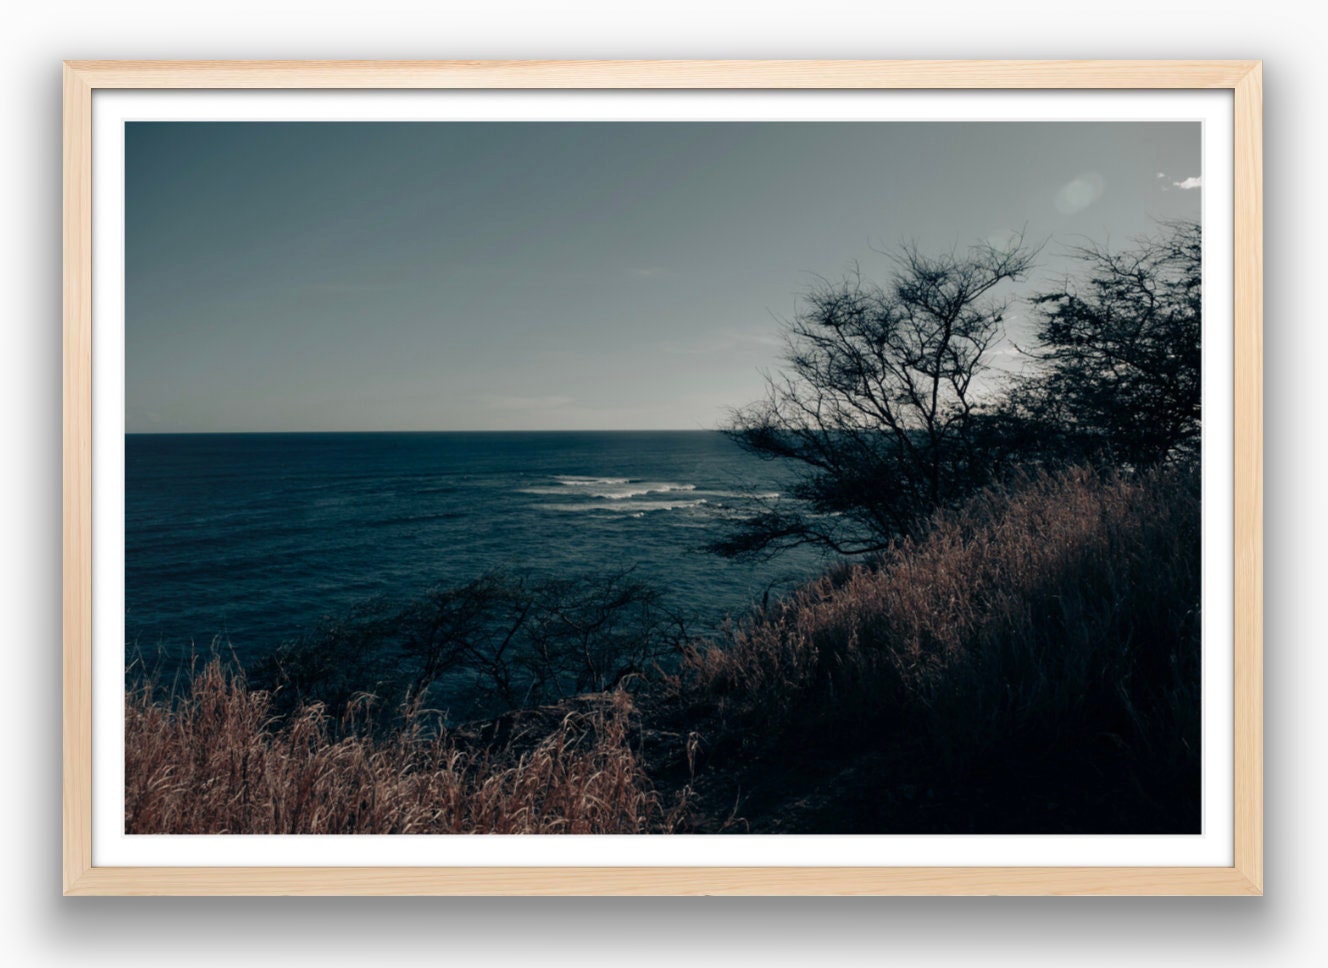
[1020,220,1201,466]
[712,236,1039,559]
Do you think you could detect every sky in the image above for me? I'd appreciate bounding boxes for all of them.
[125,121,1201,432]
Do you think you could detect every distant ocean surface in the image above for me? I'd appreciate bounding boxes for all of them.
[125,431,828,668]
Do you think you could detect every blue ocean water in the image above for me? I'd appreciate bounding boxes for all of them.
[125,431,827,667]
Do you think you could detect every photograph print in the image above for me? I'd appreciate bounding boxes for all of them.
[124,119,1204,836]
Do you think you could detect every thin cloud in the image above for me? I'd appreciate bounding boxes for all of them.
[1172,176,1202,190]
[1156,172,1167,179]
[487,395,573,411]
[662,327,784,357]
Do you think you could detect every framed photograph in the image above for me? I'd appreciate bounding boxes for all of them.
[63,60,1262,895]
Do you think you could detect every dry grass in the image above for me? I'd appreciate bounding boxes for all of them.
[126,660,676,834]
[675,464,1201,831]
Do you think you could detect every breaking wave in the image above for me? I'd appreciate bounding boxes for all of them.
[554,476,631,486]
[535,498,709,514]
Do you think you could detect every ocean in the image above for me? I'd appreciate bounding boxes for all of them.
[125,431,829,670]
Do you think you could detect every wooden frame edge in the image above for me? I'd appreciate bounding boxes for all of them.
[1232,60,1264,896]
[65,866,1262,897]
[61,58,1264,897]
[61,58,1261,89]
[62,61,93,896]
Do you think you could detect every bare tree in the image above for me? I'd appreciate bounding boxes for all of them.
[713,236,1039,559]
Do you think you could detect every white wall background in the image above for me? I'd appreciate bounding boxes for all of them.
[1,2,1317,964]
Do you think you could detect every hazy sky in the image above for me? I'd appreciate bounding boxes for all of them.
[126,121,1200,432]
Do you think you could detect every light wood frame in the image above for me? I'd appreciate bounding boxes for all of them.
[62,59,1263,896]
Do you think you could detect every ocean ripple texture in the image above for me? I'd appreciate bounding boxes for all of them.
[126,431,826,667]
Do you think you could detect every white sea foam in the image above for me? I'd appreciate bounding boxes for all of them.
[554,475,631,486]
[535,499,709,514]
[591,483,696,499]
[523,480,697,498]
